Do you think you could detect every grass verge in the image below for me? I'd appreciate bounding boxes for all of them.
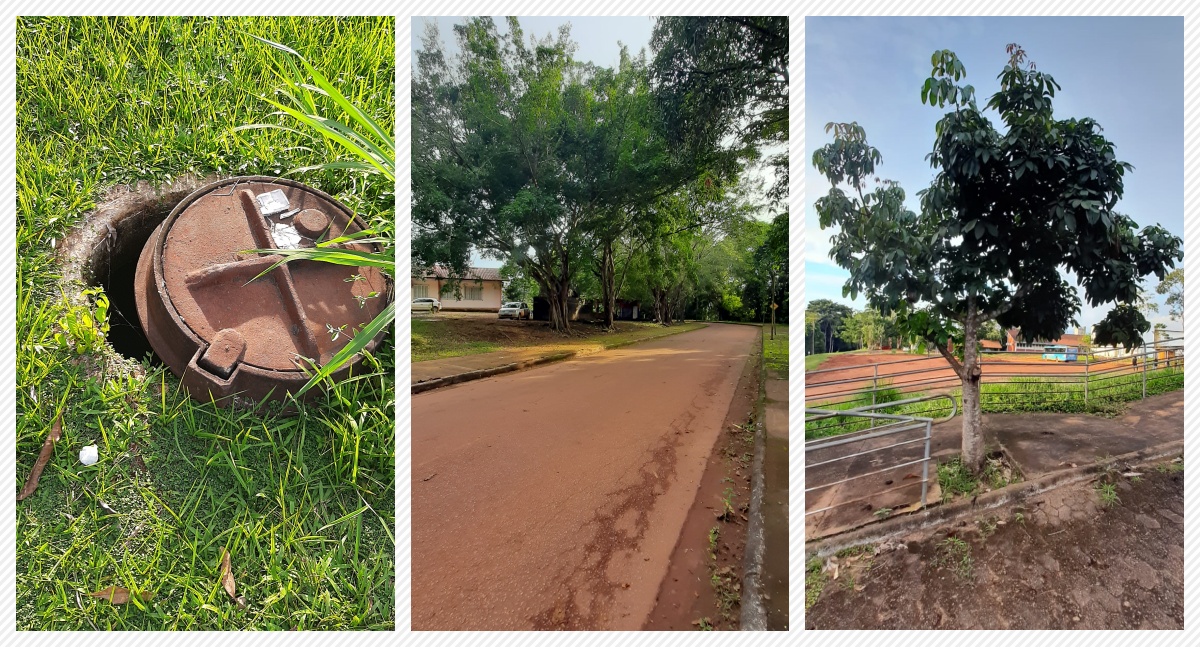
[412,319,706,363]
[763,324,788,375]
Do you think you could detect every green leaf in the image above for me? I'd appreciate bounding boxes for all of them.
[294,301,396,397]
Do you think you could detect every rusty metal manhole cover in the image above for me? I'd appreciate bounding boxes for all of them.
[134,176,390,404]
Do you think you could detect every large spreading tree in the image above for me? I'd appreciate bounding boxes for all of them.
[813,45,1182,473]
[652,16,789,204]
[413,18,595,333]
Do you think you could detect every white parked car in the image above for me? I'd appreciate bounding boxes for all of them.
[412,297,440,314]
[498,301,531,320]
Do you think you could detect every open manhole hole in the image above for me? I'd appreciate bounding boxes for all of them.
[61,175,390,404]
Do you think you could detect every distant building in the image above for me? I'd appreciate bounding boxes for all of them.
[412,266,504,312]
[1004,328,1087,353]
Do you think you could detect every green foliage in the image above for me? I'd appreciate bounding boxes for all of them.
[808,299,856,353]
[749,212,789,322]
[763,325,789,374]
[1093,303,1150,351]
[412,17,584,331]
[652,17,789,204]
[53,288,110,355]
[500,261,539,304]
[812,43,1182,473]
[1156,268,1184,326]
[812,44,1182,354]
[937,458,981,502]
[805,557,827,611]
[1096,481,1121,508]
[240,36,395,396]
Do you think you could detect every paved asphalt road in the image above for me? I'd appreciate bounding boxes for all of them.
[411,323,758,630]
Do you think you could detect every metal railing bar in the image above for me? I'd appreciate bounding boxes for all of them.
[805,423,929,451]
[804,456,931,492]
[805,435,929,469]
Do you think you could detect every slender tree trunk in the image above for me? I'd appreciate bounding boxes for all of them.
[960,305,985,473]
[600,241,616,330]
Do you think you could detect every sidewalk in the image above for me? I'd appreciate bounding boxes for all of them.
[805,390,1184,539]
[760,359,789,630]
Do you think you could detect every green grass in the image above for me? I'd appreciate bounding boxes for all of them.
[1096,482,1121,508]
[805,366,1184,440]
[805,352,836,371]
[933,536,973,580]
[935,456,1019,503]
[763,324,788,375]
[411,319,706,363]
[17,17,395,630]
[805,557,827,611]
[410,319,502,361]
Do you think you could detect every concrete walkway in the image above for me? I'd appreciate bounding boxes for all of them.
[806,391,1184,539]
[761,364,789,630]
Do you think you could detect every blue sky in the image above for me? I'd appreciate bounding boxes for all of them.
[805,17,1184,331]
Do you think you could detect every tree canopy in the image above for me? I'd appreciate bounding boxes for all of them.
[812,44,1182,471]
[413,17,787,332]
[1156,268,1184,330]
[652,17,789,204]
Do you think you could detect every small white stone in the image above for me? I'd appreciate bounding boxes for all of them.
[79,445,99,466]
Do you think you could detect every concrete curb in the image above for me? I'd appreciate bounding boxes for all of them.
[739,326,768,631]
[410,352,575,394]
[410,323,709,395]
[805,438,1185,558]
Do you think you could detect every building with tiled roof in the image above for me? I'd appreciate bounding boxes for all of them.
[412,265,504,312]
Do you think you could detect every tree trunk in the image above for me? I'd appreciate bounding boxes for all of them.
[599,241,617,330]
[545,276,572,334]
[528,259,572,335]
[960,307,986,473]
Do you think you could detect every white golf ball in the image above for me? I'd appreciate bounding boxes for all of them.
[79,445,99,466]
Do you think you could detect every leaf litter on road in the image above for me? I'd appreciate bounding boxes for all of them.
[17,413,63,501]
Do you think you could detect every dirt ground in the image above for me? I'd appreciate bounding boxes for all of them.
[805,391,1184,540]
[807,463,1184,629]
[410,324,758,630]
[806,351,1148,400]
[644,329,760,630]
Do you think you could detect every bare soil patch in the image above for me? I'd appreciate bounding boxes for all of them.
[807,463,1184,629]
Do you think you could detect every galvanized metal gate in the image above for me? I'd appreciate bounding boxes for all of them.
[804,395,957,537]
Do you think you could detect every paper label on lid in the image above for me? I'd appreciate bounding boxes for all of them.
[255,189,290,215]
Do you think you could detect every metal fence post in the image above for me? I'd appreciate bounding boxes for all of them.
[872,364,878,407]
[920,419,931,508]
[1084,355,1089,405]
[1142,346,1148,400]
